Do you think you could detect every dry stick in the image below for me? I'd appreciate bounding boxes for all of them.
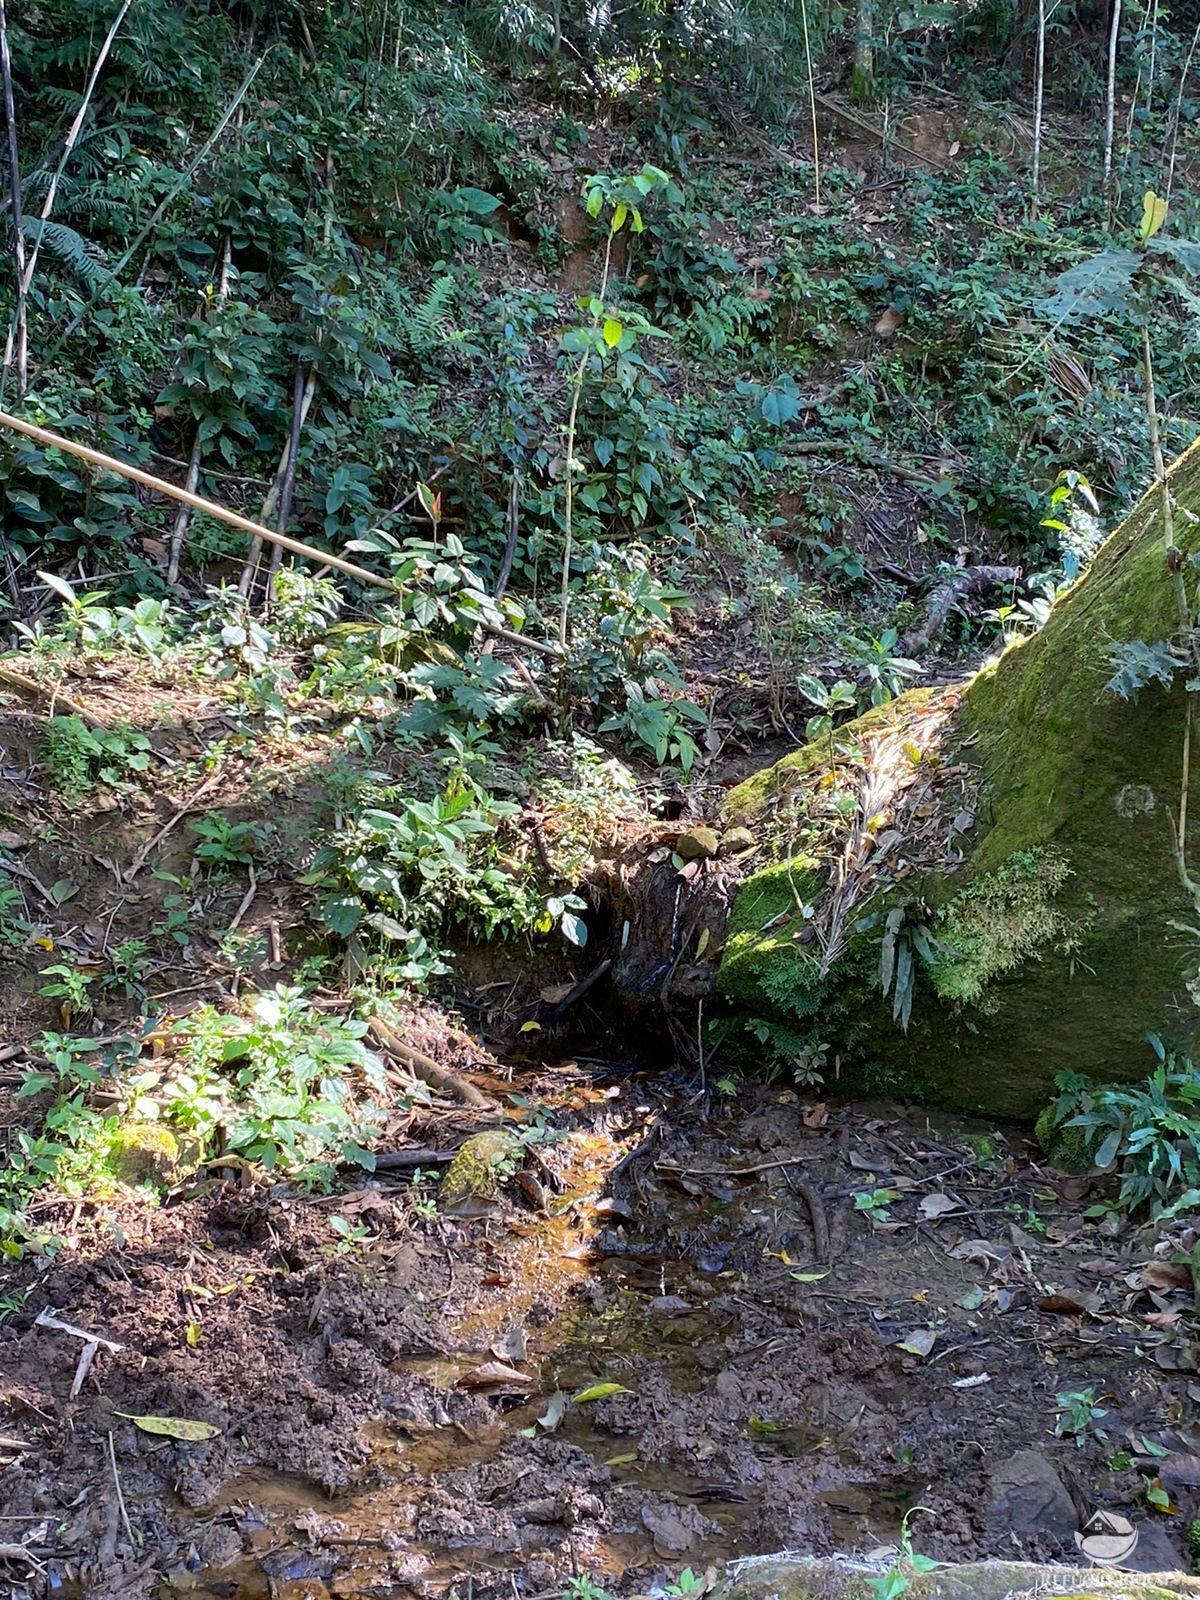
[0,0,27,398]
[798,0,822,207]
[1104,0,1123,224]
[45,53,265,363]
[267,362,310,583]
[560,228,616,653]
[1031,0,1046,220]
[792,1176,831,1264]
[167,237,232,585]
[1163,18,1200,208]
[8,0,132,382]
[239,363,318,594]
[0,411,564,656]
[0,663,109,728]
[0,409,391,588]
[367,1015,496,1110]
[124,770,222,882]
[107,1432,137,1552]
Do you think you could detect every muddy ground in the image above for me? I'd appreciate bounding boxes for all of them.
[5,1062,1200,1600]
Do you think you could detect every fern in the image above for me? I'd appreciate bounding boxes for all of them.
[398,273,461,360]
[20,220,112,286]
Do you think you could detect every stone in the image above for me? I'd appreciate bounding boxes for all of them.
[719,826,756,857]
[1119,1522,1189,1574]
[986,1449,1078,1538]
[677,826,719,861]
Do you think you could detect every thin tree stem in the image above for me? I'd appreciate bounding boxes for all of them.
[1104,0,1123,224]
[1031,0,1046,219]
[0,0,27,399]
[558,228,614,657]
[799,0,821,207]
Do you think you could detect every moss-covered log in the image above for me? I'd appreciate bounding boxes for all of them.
[718,441,1200,1117]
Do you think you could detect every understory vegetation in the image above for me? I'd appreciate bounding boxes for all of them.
[5,0,1200,1249]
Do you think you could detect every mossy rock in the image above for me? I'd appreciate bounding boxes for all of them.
[105,1121,185,1187]
[717,440,1200,1118]
[440,1128,520,1208]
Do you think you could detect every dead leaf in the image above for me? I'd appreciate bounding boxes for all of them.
[115,1413,220,1441]
[802,1103,829,1129]
[1141,1261,1193,1291]
[537,1392,566,1433]
[952,1373,990,1388]
[1039,1292,1090,1315]
[947,1239,1008,1265]
[593,1196,635,1219]
[490,1327,528,1364]
[875,306,904,336]
[456,1362,534,1393]
[896,1328,937,1358]
[919,1193,960,1219]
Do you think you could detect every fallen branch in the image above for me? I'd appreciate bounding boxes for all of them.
[368,1015,496,1110]
[899,564,1023,655]
[124,771,223,882]
[368,1148,458,1170]
[0,665,109,729]
[791,1176,831,1264]
[549,958,612,1020]
[34,1307,123,1351]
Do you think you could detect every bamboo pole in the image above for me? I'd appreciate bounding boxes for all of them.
[0,407,391,588]
[0,408,566,658]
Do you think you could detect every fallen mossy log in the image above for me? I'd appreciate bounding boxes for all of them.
[714,1557,1200,1600]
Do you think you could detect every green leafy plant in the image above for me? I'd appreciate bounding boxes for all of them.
[854,1186,902,1221]
[1042,1035,1200,1215]
[864,1509,941,1600]
[191,814,271,871]
[1054,1386,1109,1444]
[42,716,152,796]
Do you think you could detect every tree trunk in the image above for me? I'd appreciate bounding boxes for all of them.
[717,439,1200,1117]
[851,0,875,104]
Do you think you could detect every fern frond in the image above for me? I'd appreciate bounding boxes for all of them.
[20,219,112,285]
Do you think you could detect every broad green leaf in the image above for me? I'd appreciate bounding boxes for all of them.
[602,318,623,347]
[37,569,76,603]
[1139,190,1168,242]
[572,1382,632,1403]
[790,1270,830,1282]
[611,202,628,232]
[585,186,604,218]
[115,1412,220,1441]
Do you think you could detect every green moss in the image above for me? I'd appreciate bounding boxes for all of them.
[930,849,1073,1010]
[440,1128,519,1207]
[1034,1106,1092,1172]
[105,1121,182,1187]
[1187,1519,1200,1574]
[715,438,1200,1118]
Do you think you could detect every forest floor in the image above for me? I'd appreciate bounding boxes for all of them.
[3,660,1200,1600]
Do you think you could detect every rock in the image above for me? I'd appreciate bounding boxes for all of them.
[986,1449,1078,1538]
[105,1121,183,1187]
[712,1557,1200,1600]
[719,827,757,857]
[440,1128,520,1208]
[1119,1522,1189,1574]
[677,826,719,861]
[640,1498,715,1555]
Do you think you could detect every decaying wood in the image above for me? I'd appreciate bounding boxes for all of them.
[368,1015,496,1110]
[899,564,1022,655]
